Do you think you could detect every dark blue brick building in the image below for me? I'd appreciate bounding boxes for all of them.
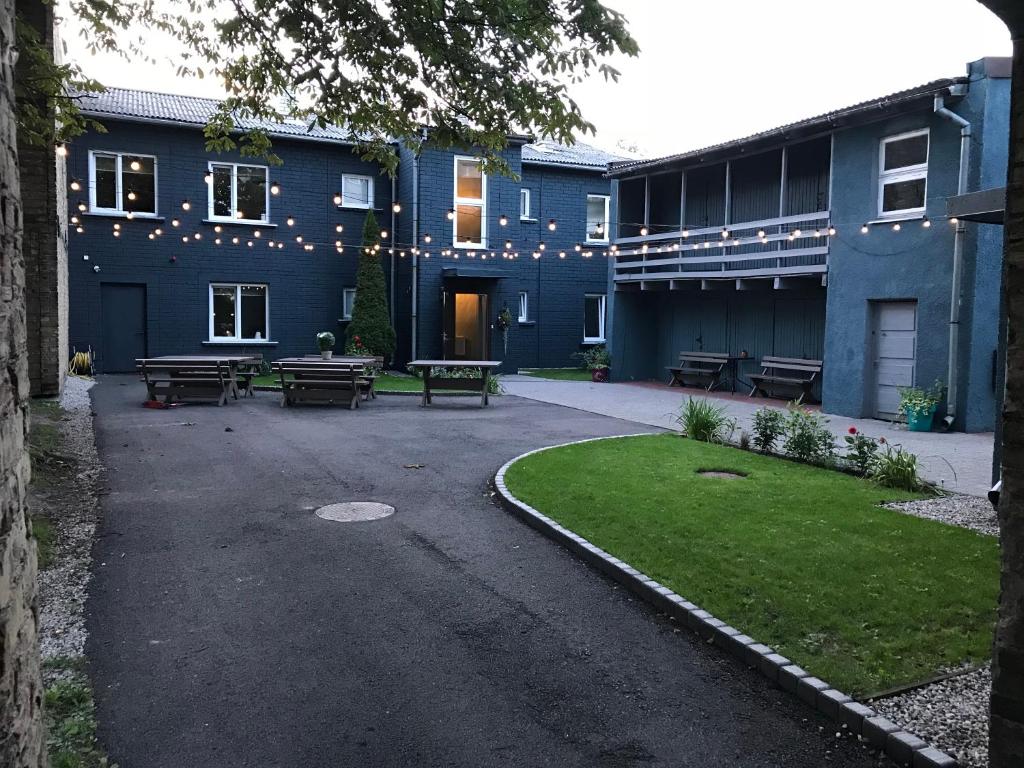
[67,89,622,373]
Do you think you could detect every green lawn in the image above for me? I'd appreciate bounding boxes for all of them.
[504,434,999,696]
[518,368,591,381]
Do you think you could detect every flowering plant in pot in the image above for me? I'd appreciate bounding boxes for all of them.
[898,380,944,432]
[316,331,336,359]
[576,345,611,383]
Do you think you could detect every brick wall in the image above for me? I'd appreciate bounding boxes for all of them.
[0,0,46,762]
[18,0,67,396]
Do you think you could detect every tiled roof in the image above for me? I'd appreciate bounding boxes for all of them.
[607,76,967,176]
[77,87,364,144]
[78,88,632,170]
[522,139,629,169]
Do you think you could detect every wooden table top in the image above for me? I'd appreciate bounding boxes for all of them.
[408,360,502,368]
[275,357,367,364]
[145,355,261,363]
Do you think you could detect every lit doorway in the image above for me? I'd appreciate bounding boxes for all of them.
[443,290,489,360]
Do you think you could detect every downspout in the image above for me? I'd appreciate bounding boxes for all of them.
[411,129,426,361]
[390,174,397,330]
[934,89,971,429]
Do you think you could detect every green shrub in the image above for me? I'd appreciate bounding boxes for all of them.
[346,210,396,359]
[574,345,611,370]
[843,426,880,475]
[871,442,924,491]
[676,397,735,443]
[898,379,944,419]
[751,407,786,453]
[316,331,335,351]
[783,406,836,465]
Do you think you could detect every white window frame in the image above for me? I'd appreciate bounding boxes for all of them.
[586,194,610,244]
[340,174,374,209]
[584,293,606,344]
[519,188,532,221]
[877,129,929,218]
[208,283,270,342]
[207,162,270,223]
[518,291,529,323]
[453,155,487,249]
[342,287,357,320]
[87,150,159,215]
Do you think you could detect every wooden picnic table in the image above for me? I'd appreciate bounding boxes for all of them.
[139,355,263,403]
[274,357,376,406]
[407,360,502,407]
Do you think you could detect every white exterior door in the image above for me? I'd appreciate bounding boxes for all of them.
[871,301,917,420]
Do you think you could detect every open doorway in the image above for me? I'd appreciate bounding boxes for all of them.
[443,290,489,360]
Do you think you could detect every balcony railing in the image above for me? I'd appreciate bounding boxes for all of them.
[613,211,830,285]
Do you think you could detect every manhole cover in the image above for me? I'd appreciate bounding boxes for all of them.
[696,470,746,480]
[315,502,395,522]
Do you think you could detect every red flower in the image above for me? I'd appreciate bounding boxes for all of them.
[879,437,887,444]
[848,426,858,435]
[354,335,361,341]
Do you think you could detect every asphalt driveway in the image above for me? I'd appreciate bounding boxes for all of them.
[86,378,885,767]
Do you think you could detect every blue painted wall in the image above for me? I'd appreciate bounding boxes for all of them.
[67,122,391,369]
[394,144,613,371]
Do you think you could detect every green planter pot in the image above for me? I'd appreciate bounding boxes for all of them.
[906,406,936,432]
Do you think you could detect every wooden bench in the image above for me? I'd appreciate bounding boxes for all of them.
[136,359,232,405]
[667,352,729,391]
[274,360,363,409]
[234,355,264,397]
[748,356,823,403]
[302,355,380,400]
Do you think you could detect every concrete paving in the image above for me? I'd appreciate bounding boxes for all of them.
[87,377,888,768]
[502,376,996,497]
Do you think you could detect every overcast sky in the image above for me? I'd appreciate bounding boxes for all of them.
[59,0,1013,160]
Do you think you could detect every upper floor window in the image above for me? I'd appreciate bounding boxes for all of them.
[879,130,929,217]
[342,287,357,320]
[341,174,373,209]
[210,283,268,341]
[520,188,531,220]
[209,162,268,223]
[89,151,157,215]
[584,293,606,343]
[518,291,529,322]
[586,194,610,242]
[454,157,486,248]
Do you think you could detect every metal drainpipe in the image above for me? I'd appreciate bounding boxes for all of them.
[934,90,971,429]
[411,130,425,361]
[390,174,397,329]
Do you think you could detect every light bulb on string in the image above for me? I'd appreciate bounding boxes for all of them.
[538,241,546,251]
[950,217,959,226]
[154,228,163,236]
[181,199,191,211]
[253,230,261,238]
[287,217,295,227]
[574,243,581,252]
[56,144,68,157]
[499,214,508,227]
[828,225,836,236]
[171,219,180,227]
[193,232,201,240]
[505,240,512,250]
[126,211,134,220]
[793,229,802,238]
[113,230,120,238]
[721,228,730,239]
[380,230,388,239]
[335,224,343,233]
[423,233,432,243]
[333,192,342,205]
[392,202,401,213]
[129,159,141,171]
[77,202,86,212]
[682,229,690,238]
[214,225,222,233]
[547,219,557,231]
[204,171,212,184]
[922,217,931,228]
[270,181,280,196]
[892,222,901,232]
[113,223,121,231]
[69,179,81,191]
[860,224,869,234]
[446,209,455,221]
[639,226,648,237]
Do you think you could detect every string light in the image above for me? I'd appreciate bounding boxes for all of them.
[70,216,78,225]
[194,232,202,240]
[639,226,648,236]
[922,217,931,228]
[75,226,83,234]
[721,228,730,239]
[446,209,455,221]
[69,179,81,191]
[181,235,188,243]
[154,228,163,236]
[499,214,508,226]
[423,233,432,243]
[547,219,557,231]
[950,217,959,225]
[574,243,581,252]
[793,229,802,238]
[392,202,401,213]
[148,233,155,240]
[296,236,303,243]
[380,229,388,239]
[77,202,86,212]
[171,219,180,227]
[861,223,869,234]
[682,229,689,238]
[333,192,342,205]
[204,171,213,184]
[181,199,191,211]
[232,237,239,244]
[56,144,68,157]
[113,223,121,231]
[892,222,901,232]
[505,240,512,250]
[214,225,222,233]
[126,211,134,220]
[253,230,261,238]
[129,159,141,171]
[828,225,836,236]
[270,181,280,196]
[335,224,343,233]
[113,230,120,238]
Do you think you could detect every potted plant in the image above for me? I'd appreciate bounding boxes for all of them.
[496,307,513,356]
[317,331,336,360]
[898,379,944,432]
[577,345,611,383]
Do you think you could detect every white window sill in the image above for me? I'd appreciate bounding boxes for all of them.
[518,320,535,326]
[870,212,926,225]
[585,239,610,246]
[452,243,487,250]
[203,339,278,346]
[203,218,277,229]
[582,339,606,345]
[336,204,373,211]
[338,317,353,322]
[520,217,537,223]
[85,211,163,221]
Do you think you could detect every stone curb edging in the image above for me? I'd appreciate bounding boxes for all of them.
[492,433,958,768]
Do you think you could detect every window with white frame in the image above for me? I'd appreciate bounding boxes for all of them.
[342,287,357,320]
[88,151,157,214]
[209,163,268,222]
[878,130,929,216]
[520,188,531,220]
[586,194,610,242]
[584,294,606,343]
[518,291,529,322]
[209,283,269,341]
[454,157,486,247]
[341,174,373,209]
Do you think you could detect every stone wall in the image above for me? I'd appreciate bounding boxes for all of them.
[19,0,67,396]
[0,0,46,763]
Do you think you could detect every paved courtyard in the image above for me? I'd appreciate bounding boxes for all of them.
[87,377,890,768]
[503,376,996,497]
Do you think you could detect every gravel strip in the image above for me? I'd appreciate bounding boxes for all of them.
[884,494,998,537]
[871,666,990,768]
[34,376,101,681]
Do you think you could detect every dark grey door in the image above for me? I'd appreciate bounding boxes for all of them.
[100,283,147,372]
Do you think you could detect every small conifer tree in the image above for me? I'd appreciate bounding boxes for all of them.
[346,209,396,359]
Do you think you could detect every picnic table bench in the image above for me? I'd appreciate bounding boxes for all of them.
[749,356,823,403]
[407,360,502,407]
[301,355,380,400]
[666,351,730,391]
[274,358,367,408]
[136,357,244,406]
